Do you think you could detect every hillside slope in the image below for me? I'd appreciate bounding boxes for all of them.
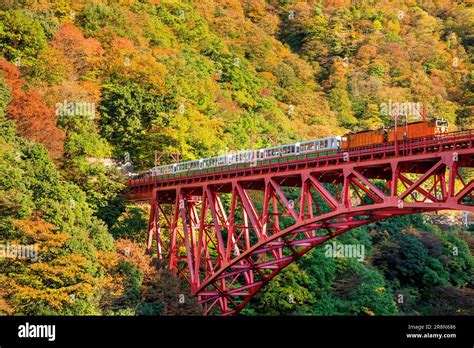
[0,0,472,316]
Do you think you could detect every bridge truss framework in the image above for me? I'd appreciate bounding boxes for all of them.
[128,131,474,315]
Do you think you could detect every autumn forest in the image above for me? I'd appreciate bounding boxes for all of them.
[0,0,473,316]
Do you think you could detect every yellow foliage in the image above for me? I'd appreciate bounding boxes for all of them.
[13,218,70,252]
[362,307,376,316]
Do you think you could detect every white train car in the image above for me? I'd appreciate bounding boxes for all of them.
[150,136,343,177]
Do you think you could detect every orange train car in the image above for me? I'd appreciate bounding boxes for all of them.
[388,119,449,142]
[342,118,449,150]
[341,129,385,149]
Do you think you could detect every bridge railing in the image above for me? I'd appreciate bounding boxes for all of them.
[128,130,473,194]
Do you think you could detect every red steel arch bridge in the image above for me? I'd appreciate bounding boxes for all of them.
[127,131,474,315]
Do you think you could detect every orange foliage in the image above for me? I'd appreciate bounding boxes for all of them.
[115,239,157,279]
[0,59,65,159]
[13,218,70,253]
[51,23,104,77]
[2,217,97,312]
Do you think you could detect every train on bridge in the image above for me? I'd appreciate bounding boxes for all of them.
[142,118,449,179]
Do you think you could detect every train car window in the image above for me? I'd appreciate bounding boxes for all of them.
[436,120,448,127]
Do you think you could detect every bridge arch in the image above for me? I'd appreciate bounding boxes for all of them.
[195,203,469,315]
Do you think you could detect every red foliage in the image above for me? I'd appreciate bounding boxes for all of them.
[51,23,104,77]
[0,59,65,159]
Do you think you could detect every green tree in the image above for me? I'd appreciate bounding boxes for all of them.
[0,9,47,66]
